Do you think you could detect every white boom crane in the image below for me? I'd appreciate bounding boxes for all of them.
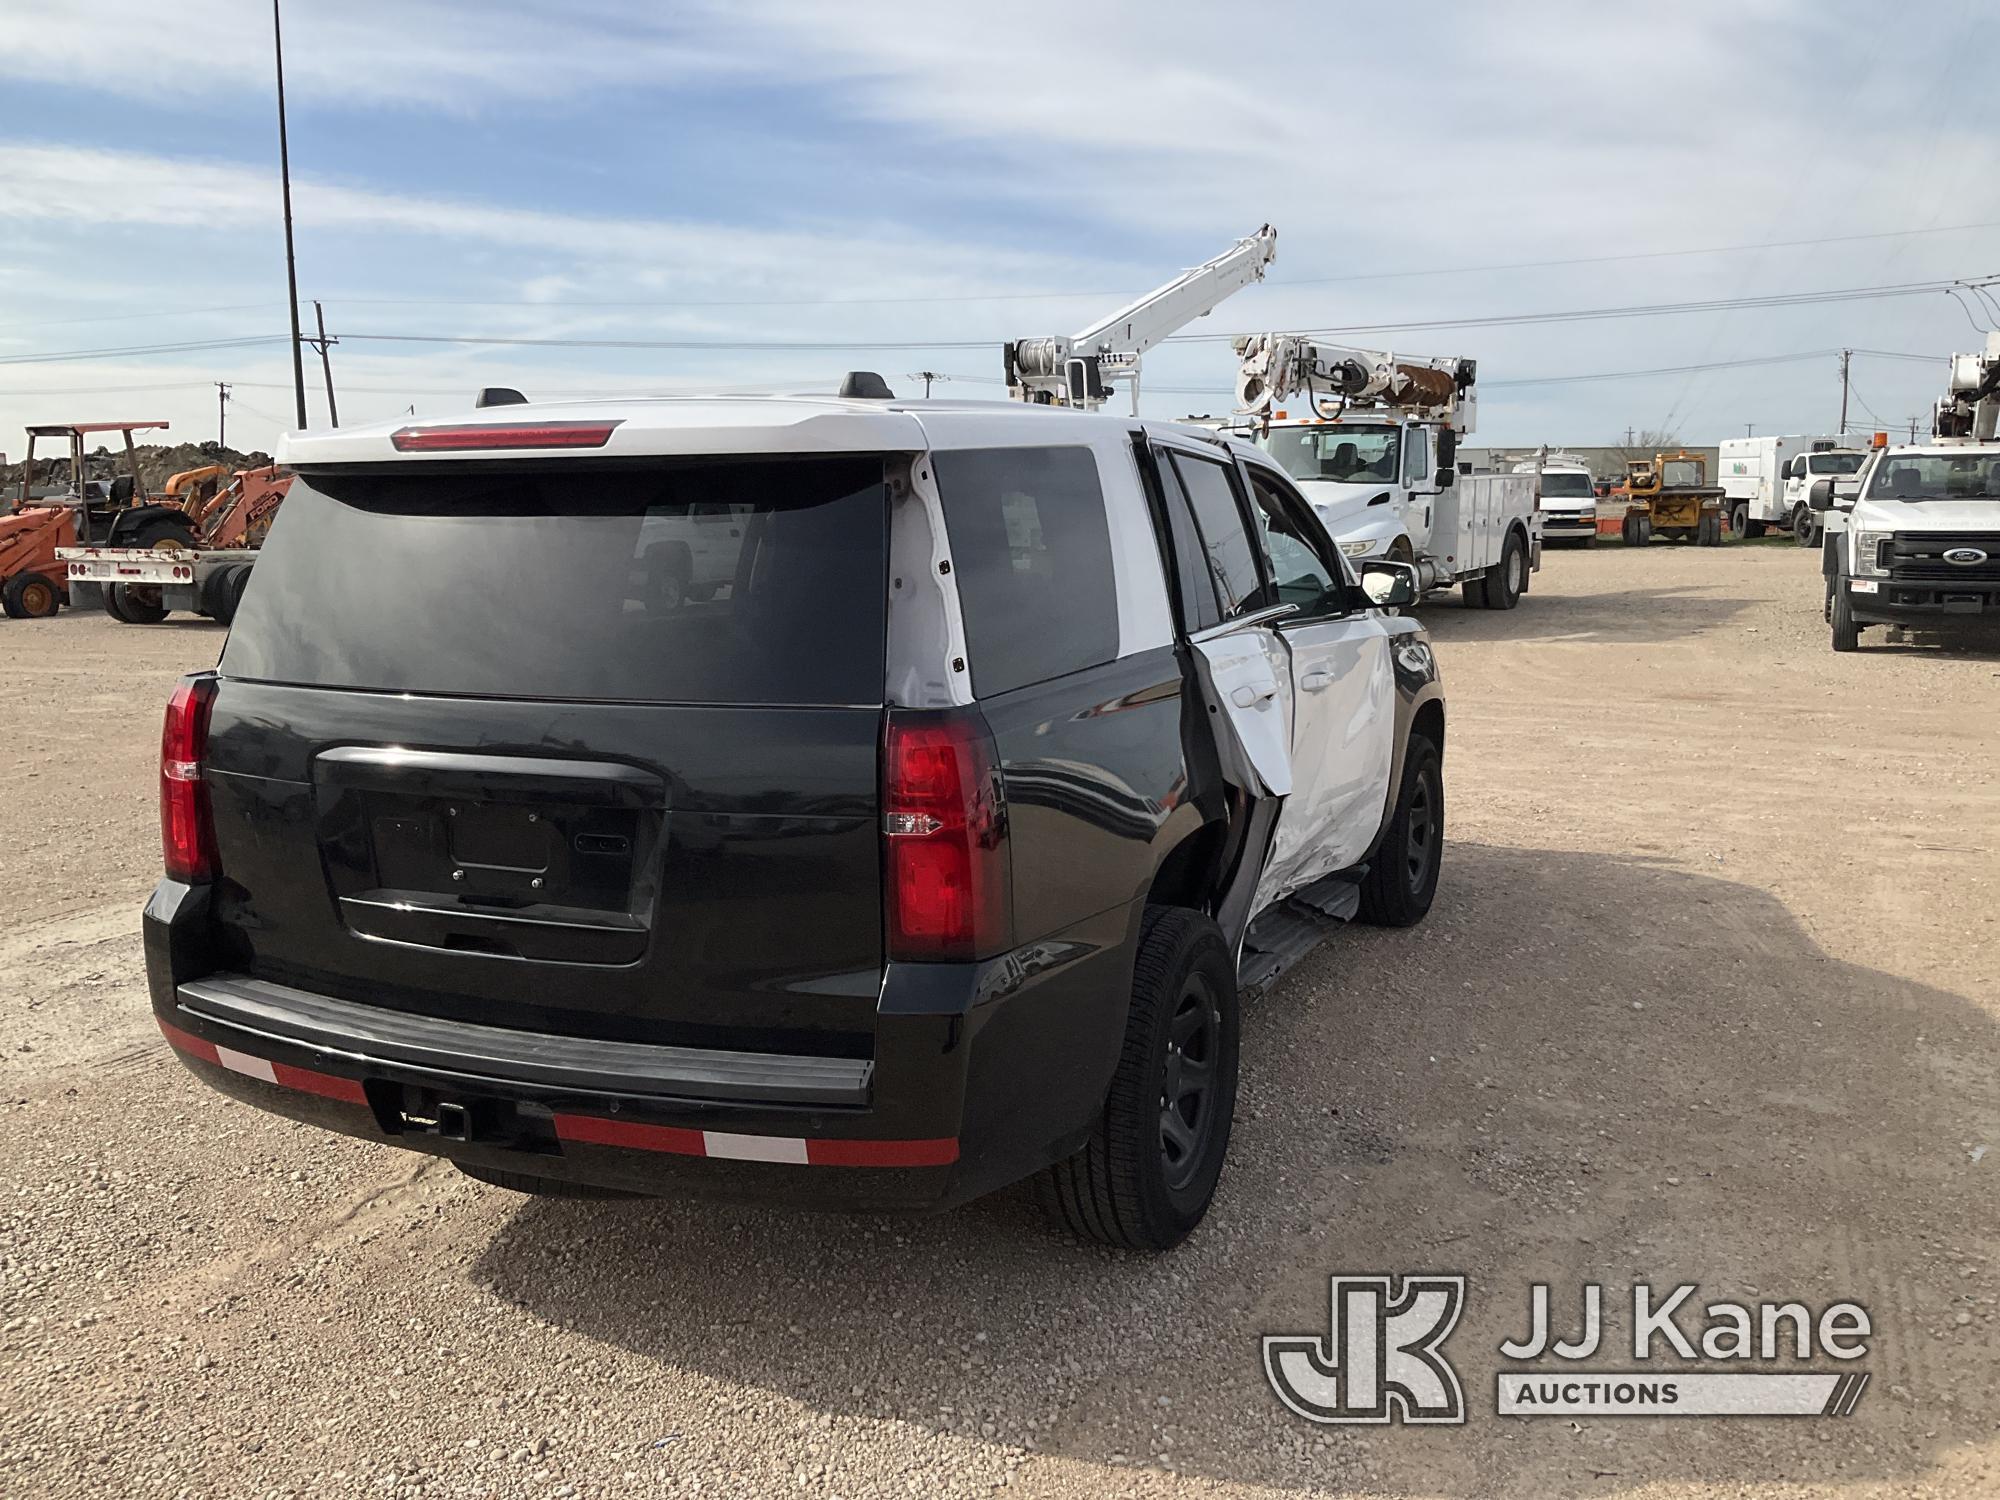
[1231,333,1479,435]
[1004,226,1278,412]
[1935,331,2000,443]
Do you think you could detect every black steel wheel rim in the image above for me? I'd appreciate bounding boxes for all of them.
[1405,769,1437,893]
[1158,976,1221,1191]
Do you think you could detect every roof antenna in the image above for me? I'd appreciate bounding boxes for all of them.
[838,371,894,400]
[476,387,528,408]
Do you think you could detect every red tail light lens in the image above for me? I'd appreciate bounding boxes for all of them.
[883,709,1011,962]
[161,675,219,883]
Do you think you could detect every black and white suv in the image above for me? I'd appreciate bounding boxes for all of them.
[145,387,1446,1251]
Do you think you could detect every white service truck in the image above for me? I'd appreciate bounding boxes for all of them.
[1716,434,1865,546]
[1814,333,2000,651]
[1232,335,1541,609]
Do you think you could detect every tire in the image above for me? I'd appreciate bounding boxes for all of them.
[3,572,61,618]
[1729,502,1749,539]
[453,1161,641,1200]
[1830,583,1862,653]
[1358,734,1444,927]
[206,563,252,626]
[1482,531,1525,609]
[1636,515,1654,545]
[1621,511,1646,547]
[1698,512,1722,547]
[1793,506,1818,547]
[109,583,168,624]
[1036,907,1239,1252]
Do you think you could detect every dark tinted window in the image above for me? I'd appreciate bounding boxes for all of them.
[1152,450,1221,632]
[1246,468,1347,618]
[933,446,1118,697]
[1170,452,1268,619]
[223,457,888,704]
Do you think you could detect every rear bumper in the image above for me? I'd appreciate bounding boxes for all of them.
[144,880,1137,1212]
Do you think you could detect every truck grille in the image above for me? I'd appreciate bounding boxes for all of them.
[1886,533,2000,583]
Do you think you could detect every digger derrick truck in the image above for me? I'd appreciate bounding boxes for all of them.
[1,421,190,619]
[1232,334,1540,609]
[1004,226,1278,412]
[1813,331,2000,651]
[60,464,292,626]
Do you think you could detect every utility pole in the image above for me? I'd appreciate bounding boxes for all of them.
[1837,349,1851,436]
[273,0,307,431]
[1623,425,1635,447]
[216,383,231,448]
[307,300,340,427]
[1744,422,1755,437]
[916,371,940,398]
[1909,415,1920,443]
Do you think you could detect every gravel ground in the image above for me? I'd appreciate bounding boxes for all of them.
[1,540,1996,1499]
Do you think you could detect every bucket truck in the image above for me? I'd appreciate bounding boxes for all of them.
[1812,332,2000,651]
[1232,334,1540,609]
[1004,226,1278,412]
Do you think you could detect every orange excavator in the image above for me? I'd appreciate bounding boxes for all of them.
[1,421,192,618]
[60,462,292,624]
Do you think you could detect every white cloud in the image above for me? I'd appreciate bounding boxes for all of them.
[0,0,745,110]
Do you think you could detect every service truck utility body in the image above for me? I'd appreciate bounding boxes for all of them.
[1716,434,1862,543]
[144,393,1445,1250]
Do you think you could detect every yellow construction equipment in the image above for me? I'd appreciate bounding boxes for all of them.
[1618,451,1726,547]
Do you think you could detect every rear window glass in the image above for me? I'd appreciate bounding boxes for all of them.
[223,457,888,704]
[932,446,1118,697]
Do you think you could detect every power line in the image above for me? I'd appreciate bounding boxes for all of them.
[310,219,2000,311]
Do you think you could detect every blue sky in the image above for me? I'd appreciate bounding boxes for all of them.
[0,0,1996,453]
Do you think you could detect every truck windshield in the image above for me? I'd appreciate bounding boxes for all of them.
[1661,460,1704,486]
[1538,472,1595,498]
[1262,425,1401,484]
[1864,453,2000,502]
[1809,453,1863,476]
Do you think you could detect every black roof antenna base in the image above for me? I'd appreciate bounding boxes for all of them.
[838,371,895,400]
[475,387,529,408]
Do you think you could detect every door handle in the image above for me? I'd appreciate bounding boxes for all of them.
[1300,670,1333,692]
[1230,683,1275,708]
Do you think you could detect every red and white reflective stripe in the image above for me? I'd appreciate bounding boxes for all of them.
[552,1112,958,1167]
[156,1020,955,1167]
[157,1019,367,1105]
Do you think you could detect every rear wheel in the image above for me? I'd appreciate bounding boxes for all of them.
[453,1162,641,1200]
[1482,531,1526,609]
[1036,907,1238,1252]
[1358,734,1444,927]
[109,583,168,624]
[1729,502,1749,539]
[5,571,61,618]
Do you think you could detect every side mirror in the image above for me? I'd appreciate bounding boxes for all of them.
[1807,480,1833,512]
[1359,558,1419,609]
[1434,466,1456,489]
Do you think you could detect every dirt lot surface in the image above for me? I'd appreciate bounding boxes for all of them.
[2,542,1996,1499]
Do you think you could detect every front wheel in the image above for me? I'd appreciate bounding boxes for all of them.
[1830,584,1862,652]
[2,571,60,619]
[1037,907,1239,1252]
[1794,506,1819,547]
[1358,734,1443,926]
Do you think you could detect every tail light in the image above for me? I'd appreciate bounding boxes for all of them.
[161,674,219,882]
[882,708,1011,962]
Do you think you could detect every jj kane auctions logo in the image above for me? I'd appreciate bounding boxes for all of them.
[1265,1277,1871,1424]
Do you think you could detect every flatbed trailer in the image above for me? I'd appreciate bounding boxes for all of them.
[58,545,259,624]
